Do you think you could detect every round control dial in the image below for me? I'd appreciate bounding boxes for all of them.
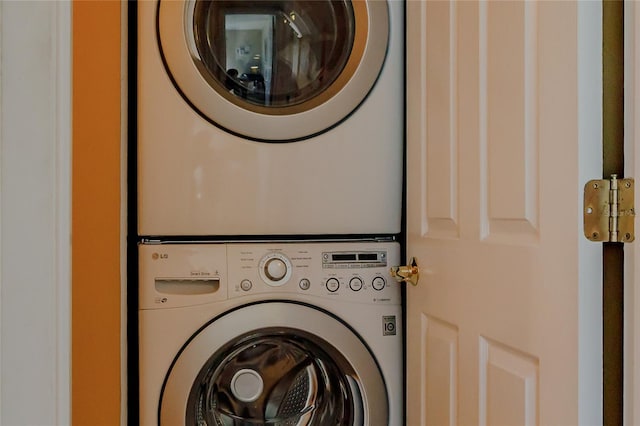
[265,258,287,281]
[258,253,292,286]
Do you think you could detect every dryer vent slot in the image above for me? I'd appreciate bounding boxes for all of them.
[155,278,220,295]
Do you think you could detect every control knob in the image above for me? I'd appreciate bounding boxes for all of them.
[259,253,292,286]
[265,258,287,281]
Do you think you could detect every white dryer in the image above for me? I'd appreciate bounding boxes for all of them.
[137,0,404,236]
[138,241,403,425]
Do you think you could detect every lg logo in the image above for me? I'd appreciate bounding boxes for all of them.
[152,252,168,260]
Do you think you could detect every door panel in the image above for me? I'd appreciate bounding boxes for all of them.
[422,316,458,425]
[406,1,602,424]
[484,0,538,242]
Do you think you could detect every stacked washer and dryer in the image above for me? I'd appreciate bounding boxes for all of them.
[137,1,404,425]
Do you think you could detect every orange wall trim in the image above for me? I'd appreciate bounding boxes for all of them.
[72,1,122,425]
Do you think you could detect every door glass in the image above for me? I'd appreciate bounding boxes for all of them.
[185,329,361,425]
[191,0,355,108]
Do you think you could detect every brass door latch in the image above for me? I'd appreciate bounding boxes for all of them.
[390,257,420,286]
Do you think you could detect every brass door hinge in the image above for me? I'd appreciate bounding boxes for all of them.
[584,174,635,243]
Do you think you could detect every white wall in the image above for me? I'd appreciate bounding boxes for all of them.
[626,2,640,424]
[0,2,71,424]
[578,1,604,424]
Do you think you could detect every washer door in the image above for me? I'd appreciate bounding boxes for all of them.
[160,302,388,425]
[157,0,389,141]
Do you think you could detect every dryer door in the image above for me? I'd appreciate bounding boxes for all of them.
[159,302,388,425]
[157,0,389,141]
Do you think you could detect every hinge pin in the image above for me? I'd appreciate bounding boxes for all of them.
[610,175,619,242]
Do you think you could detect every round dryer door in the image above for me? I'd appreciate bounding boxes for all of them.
[160,302,389,425]
[157,0,389,141]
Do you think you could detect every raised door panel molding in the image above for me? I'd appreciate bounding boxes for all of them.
[479,337,539,426]
[424,1,460,238]
[423,315,458,426]
[480,1,539,244]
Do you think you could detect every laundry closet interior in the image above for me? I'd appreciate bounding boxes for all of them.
[64,0,609,424]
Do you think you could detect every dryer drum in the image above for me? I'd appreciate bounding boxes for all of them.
[186,330,360,425]
[189,0,356,110]
[157,0,390,141]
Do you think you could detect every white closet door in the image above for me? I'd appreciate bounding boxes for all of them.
[405,1,602,424]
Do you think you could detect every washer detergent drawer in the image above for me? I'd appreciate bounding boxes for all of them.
[138,244,228,309]
[154,278,220,295]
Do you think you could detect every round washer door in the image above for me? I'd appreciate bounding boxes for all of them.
[160,302,388,425]
[157,0,389,142]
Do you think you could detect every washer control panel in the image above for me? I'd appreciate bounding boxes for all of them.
[227,241,401,304]
[139,241,401,309]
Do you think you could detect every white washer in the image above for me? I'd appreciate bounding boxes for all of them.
[137,0,404,236]
[139,241,402,425]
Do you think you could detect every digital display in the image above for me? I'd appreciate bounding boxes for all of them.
[332,253,357,261]
[358,253,378,261]
[323,251,386,268]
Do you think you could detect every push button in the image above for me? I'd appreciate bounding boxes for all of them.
[240,279,253,291]
[372,276,386,291]
[326,278,340,292]
[299,278,311,290]
[349,277,363,291]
